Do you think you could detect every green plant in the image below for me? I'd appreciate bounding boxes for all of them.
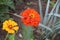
[0,0,15,40]
[22,24,33,40]
[0,0,15,23]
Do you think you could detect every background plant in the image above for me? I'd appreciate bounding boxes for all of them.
[0,0,15,23]
[0,0,16,40]
[38,0,60,40]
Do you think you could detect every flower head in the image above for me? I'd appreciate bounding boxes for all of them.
[20,8,41,27]
[2,20,19,34]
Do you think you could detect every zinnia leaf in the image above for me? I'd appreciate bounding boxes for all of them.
[22,23,33,40]
[8,34,15,40]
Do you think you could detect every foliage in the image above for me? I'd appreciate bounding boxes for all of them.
[22,24,33,40]
[5,34,15,40]
[50,1,55,6]
[0,0,60,40]
[0,0,15,40]
[0,0,15,23]
[0,0,15,12]
[38,0,60,40]
[0,13,10,22]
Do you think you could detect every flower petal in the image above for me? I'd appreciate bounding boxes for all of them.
[2,20,19,34]
[20,8,41,27]
[8,30,15,34]
[13,26,19,31]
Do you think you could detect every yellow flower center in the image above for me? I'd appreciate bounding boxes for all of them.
[29,14,34,18]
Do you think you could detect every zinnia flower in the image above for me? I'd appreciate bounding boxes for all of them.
[20,8,41,27]
[2,20,19,34]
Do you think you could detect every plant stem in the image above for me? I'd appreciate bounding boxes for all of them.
[5,33,9,40]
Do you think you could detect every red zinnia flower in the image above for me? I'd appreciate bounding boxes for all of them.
[20,8,41,27]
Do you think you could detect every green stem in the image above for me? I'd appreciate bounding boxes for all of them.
[5,33,9,40]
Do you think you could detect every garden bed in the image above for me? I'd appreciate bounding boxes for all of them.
[0,0,60,40]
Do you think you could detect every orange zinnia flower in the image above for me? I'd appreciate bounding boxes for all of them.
[20,8,41,27]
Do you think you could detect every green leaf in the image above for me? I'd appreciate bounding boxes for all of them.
[8,34,15,40]
[0,13,10,22]
[0,0,15,10]
[22,24,33,40]
[45,38,50,40]
[55,18,60,26]
[50,1,55,6]
[0,5,9,13]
